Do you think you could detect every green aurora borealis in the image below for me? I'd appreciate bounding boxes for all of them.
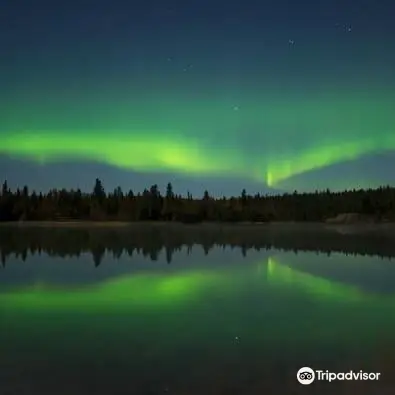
[2,0,395,192]
[1,94,395,188]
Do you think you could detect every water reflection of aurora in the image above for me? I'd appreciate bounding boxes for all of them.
[0,256,390,309]
[266,257,363,302]
[1,256,395,358]
[0,270,228,312]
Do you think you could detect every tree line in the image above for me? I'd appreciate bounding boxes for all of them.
[0,178,394,223]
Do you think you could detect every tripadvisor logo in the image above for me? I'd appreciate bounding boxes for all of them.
[297,367,381,385]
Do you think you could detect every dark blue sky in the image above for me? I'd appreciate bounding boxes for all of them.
[1,0,395,196]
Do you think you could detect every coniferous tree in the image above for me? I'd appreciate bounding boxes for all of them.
[0,178,394,223]
[166,183,174,199]
[2,180,9,196]
[93,178,106,201]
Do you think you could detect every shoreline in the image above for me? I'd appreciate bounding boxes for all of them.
[2,220,395,257]
[0,220,298,228]
[0,220,394,229]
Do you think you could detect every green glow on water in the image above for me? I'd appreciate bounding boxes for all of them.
[266,257,364,302]
[0,270,225,312]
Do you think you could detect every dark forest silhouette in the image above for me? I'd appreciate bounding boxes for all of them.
[0,178,395,223]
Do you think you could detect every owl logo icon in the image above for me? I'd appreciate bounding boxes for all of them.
[297,367,315,385]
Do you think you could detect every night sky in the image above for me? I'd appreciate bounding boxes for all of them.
[1,0,394,196]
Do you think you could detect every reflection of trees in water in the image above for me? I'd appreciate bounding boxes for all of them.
[0,225,394,267]
[92,246,105,267]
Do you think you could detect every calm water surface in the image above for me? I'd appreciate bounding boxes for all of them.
[1,226,395,394]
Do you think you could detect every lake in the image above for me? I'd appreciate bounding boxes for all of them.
[1,224,395,394]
